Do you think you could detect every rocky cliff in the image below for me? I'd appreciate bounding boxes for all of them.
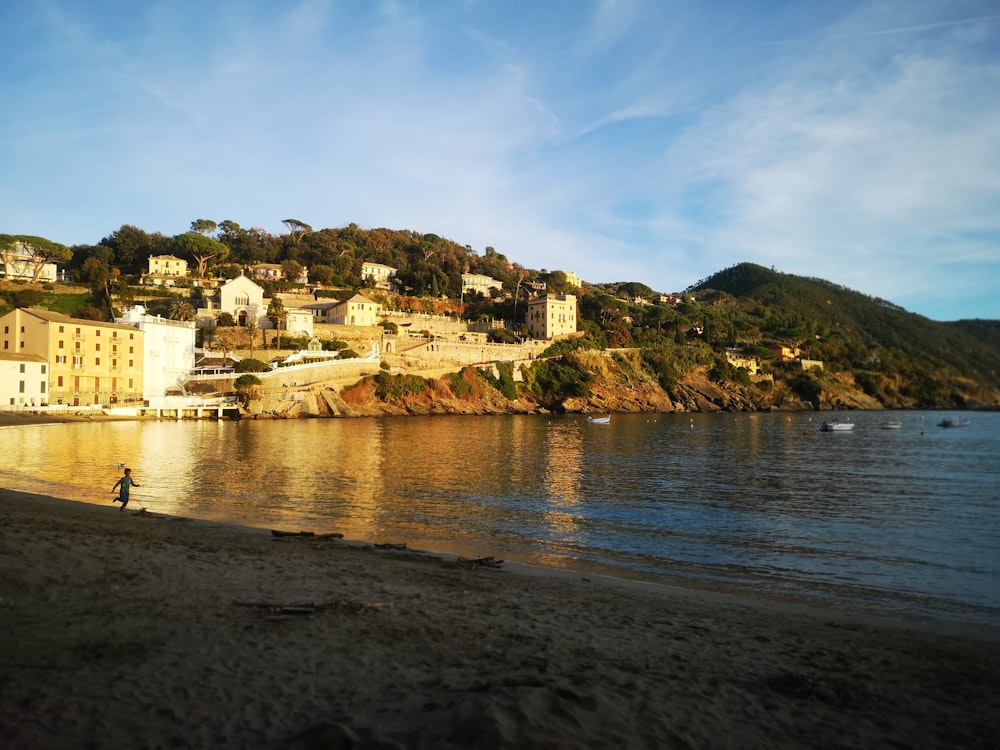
[237,351,894,420]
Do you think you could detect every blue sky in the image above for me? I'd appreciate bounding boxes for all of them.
[2,0,998,321]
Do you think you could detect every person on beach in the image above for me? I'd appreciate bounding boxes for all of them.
[111,468,140,511]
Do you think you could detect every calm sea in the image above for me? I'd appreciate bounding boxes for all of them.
[3,411,998,628]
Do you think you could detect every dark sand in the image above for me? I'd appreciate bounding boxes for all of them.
[1,489,998,748]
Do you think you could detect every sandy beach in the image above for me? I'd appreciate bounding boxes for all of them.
[1,489,998,749]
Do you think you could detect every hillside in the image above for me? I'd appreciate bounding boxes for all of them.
[687,263,1000,407]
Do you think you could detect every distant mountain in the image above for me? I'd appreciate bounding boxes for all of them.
[691,263,1000,399]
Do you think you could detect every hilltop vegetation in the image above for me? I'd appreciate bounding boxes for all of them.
[3,223,999,412]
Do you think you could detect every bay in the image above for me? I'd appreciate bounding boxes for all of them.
[3,410,998,628]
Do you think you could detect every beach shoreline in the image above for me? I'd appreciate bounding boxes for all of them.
[2,489,998,748]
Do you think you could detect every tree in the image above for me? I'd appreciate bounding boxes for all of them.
[281,259,305,284]
[190,219,217,236]
[168,300,196,321]
[0,234,72,282]
[282,219,312,248]
[244,319,258,358]
[98,225,168,274]
[267,297,286,348]
[310,264,334,286]
[173,233,230,278]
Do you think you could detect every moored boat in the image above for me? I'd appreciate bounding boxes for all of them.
[820,420,854,432]
[587,415,611,424]
[880,420,902,429]
[938,418,970,428]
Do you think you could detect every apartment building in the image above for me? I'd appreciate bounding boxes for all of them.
[0,308,144,406]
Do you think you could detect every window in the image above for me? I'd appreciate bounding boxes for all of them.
[95,357,100,365]
[129,360,134,368]
[19,381,25,393]
[41,364,46,374]
[58,340,64,348]
[95,343,100,351]
[41,382,46,393]
[57,376,63,387]
[19,364,25,373]
[95,378,100,390]
[59,326,64,333]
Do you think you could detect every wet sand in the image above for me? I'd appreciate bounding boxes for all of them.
[1,489,998,748]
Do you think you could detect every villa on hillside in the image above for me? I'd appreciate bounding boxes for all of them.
[362,262,397,290]
[0,240,59,283]
[527,293,577,340]
[303,294,383,327]
[144,255,189,286]
[461,273,503,298]
[250,263,309,285]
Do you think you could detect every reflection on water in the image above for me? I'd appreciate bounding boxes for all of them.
[2,411,998,626]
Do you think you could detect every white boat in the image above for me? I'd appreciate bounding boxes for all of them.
[938,418,970,428]
[880,420,902,429]
[587,415,611,424]
[819,420,854,432]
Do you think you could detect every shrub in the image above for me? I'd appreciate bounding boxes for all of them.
[234,358,270,373]
[233,374,261,389]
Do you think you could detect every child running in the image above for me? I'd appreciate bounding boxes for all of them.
[111,468,140,512]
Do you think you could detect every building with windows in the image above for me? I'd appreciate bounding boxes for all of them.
[361,262,397,290]
[0,308,144,406]
[0,240,59,282]
[147,254,188,278]
[461,273,503,298]
[0,352,49,407]
[118,305,196,402]
[204,275,267,327]
[250,263,309,284]
[305,294,382,326]
[526,294,577,340]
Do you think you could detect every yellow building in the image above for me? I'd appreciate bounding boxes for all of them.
[0,308,144,407]
[527,294,577,340]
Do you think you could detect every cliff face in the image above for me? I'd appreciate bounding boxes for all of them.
[238,355,890,420]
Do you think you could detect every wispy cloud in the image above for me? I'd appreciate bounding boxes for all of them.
[0,0,997,320]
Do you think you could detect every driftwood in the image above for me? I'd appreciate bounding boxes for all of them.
[270,529,344,539]
[234,600,392,618]
[456,556,504,569]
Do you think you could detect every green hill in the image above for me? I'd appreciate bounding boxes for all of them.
[689,263,1000,405]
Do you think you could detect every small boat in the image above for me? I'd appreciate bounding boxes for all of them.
[587,415,611,424]
[819,420,854,432]
[938,418,970,428]
[880,420,902,429]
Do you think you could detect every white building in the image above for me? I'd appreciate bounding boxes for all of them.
[461,273,503,298]
[0,241,58,283]
[204,275,267,327]
[283,308,315,337]
[361,262,397,290]
[0,352,49,408]
[118,305,197,402]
